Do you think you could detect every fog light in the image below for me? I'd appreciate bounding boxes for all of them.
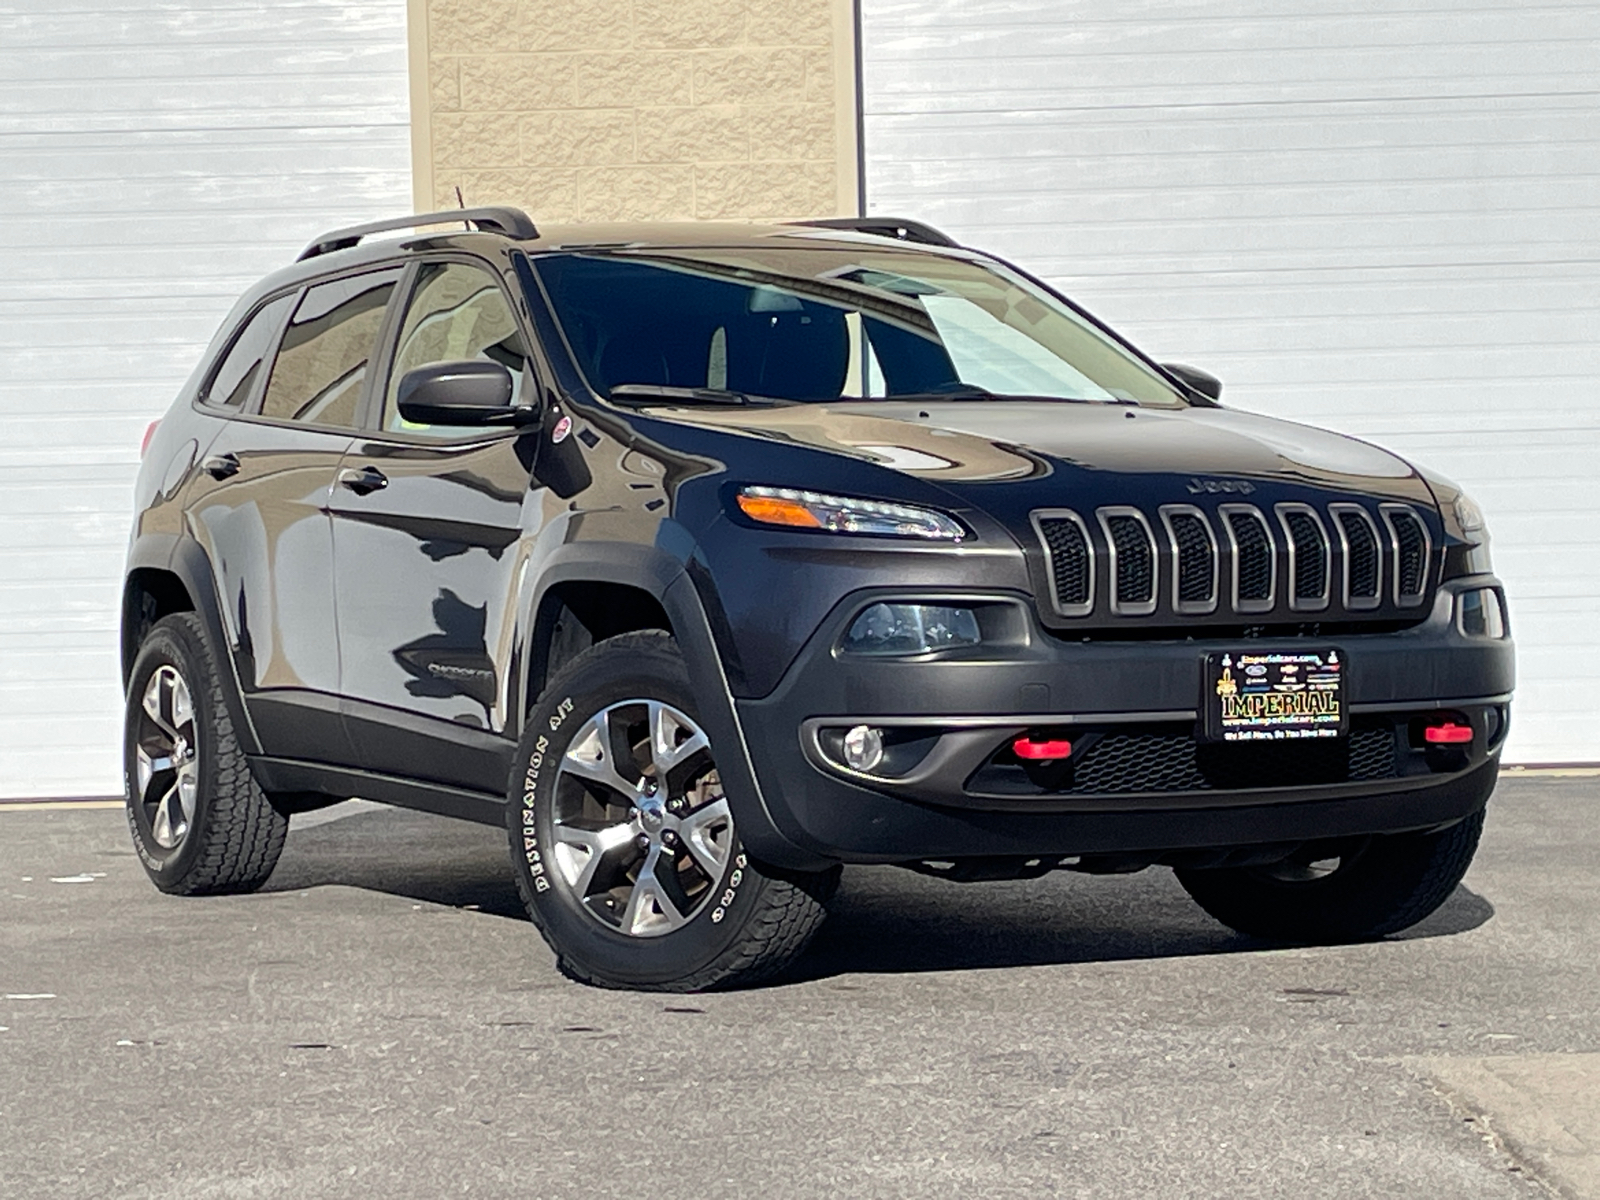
[1458,588,1506,639]
[843,725,885,772]
[842,603,981,657]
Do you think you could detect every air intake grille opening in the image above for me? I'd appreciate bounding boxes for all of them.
[1226,509,1273,603]
[1337,509,1380,601]
[970,719,1401,796]
[1037,516,1091,610]
[1283,510,1328,602]
[1103,512,1155,608]
[1389,509,1428,600]
[1169,512,1214,605]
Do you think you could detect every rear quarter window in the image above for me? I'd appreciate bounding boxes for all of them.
[199,294,293,410]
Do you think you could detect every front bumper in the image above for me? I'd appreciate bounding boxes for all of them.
[733,578,1512,865]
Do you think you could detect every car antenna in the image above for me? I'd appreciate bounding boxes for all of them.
[454,185,468,230]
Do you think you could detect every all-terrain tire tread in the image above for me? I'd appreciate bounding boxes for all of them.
[1176,809,1486,943]
[137,614,287,895]
[512,630,837,992]
[1363,808,1484,936]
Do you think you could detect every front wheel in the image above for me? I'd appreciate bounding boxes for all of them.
[1175,809,1485,943]
[508,631,837,991]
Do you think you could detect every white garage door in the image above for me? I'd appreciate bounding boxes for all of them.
[862,0,1600,763]
[1,1,412,797]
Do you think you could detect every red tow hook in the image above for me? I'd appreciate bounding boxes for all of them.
[1424,721,1473,745]
[1013,735,1073,761]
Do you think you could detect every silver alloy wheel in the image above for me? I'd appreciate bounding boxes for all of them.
[134,665,200,850]
[550,698,733,937]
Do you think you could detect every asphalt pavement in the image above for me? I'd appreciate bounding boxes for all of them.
[1,774,1596,1199]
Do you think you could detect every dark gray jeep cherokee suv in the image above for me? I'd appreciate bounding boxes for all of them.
[123,208,1514,990]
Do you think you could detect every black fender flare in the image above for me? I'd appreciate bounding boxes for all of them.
[123,533,264,758]
[512,539,833,872]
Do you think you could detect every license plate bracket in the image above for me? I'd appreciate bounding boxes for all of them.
[1201,648,1347,743]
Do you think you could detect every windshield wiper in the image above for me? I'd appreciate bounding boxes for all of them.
[607,383,794,407]
[837,389,1132,405]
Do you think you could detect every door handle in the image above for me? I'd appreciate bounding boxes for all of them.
[338,465,388,495]
[202,453,239,480]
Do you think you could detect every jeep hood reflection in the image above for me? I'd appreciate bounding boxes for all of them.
[645,397,1430,502]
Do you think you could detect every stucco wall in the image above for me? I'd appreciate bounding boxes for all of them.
[409,0,859,222]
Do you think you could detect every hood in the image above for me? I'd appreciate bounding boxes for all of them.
[643,399,1437,516]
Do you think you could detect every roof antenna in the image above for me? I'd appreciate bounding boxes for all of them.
[454,185,469,230]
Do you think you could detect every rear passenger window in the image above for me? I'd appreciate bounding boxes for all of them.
[202,294,292,410]
[260,269,402,427]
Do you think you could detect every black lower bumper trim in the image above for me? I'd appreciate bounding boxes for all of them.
[748,755,1499,865]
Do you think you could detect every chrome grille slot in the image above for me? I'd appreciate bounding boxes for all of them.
[1382,504,1431,606]
[1097,507,1158,615]
[1159,505,1218,614]
[1030,509,1094,617]
[1276,503,1330,611]
[1220,505,1275,614]
[1330,503,1381,610]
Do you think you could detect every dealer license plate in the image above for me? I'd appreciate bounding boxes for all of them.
[1201,648,1347,743]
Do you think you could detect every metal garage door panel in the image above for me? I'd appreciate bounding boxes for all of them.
[862,0,1600,762]
[0,1,411,797]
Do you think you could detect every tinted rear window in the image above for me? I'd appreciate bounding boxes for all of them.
[201,294,293,410]
[260,269,402,427]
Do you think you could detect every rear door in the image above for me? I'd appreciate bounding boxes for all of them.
[185,267,402,766]
[328,257,545,794]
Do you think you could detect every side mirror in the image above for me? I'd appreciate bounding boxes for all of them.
[396,360,531,426]
[1162,362,1222,403]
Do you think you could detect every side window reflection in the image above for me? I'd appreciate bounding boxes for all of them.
[384,262,531,439]
[260,270,402,428]
[203,294,293,410]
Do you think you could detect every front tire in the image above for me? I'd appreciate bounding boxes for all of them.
[508,631,837,991]
[123,613,288,894]
[1175,810,1485,943]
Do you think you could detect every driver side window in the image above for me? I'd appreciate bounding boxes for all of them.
[384,261,532,438]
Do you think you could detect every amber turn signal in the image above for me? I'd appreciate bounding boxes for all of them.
[735,493,823,528]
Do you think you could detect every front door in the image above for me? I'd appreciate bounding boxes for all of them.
[329,258,543,793]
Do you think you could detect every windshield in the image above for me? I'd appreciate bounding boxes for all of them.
[528,246,1185,408]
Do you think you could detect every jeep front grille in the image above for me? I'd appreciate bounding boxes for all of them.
[1222,505,1275,613]
[1277,504,1331,611]
[1029,510,1093,616]
[1331,503,1382,609]
[1159,505,1218,613]
[1383,504,1431,605]
[1030,500,1432,622]
[1098,507,1157,615]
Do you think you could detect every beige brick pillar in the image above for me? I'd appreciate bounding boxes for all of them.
[407,0,860,223]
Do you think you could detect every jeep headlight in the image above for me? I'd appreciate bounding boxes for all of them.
[1448,489,1493,576]
[1454,492,1486,536]
[735,486,964,541]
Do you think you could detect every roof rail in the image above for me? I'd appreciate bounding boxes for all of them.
[791,216,959,248]
[297,206,539,261]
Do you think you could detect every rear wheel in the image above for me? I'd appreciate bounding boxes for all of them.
[1175,810,1485,943]
[123,613,287,894]
[508,631,836,991]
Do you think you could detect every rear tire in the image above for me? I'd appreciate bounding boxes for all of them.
[507,630,837,991]
[1175,809,1485,943]
[123,613,287,895]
